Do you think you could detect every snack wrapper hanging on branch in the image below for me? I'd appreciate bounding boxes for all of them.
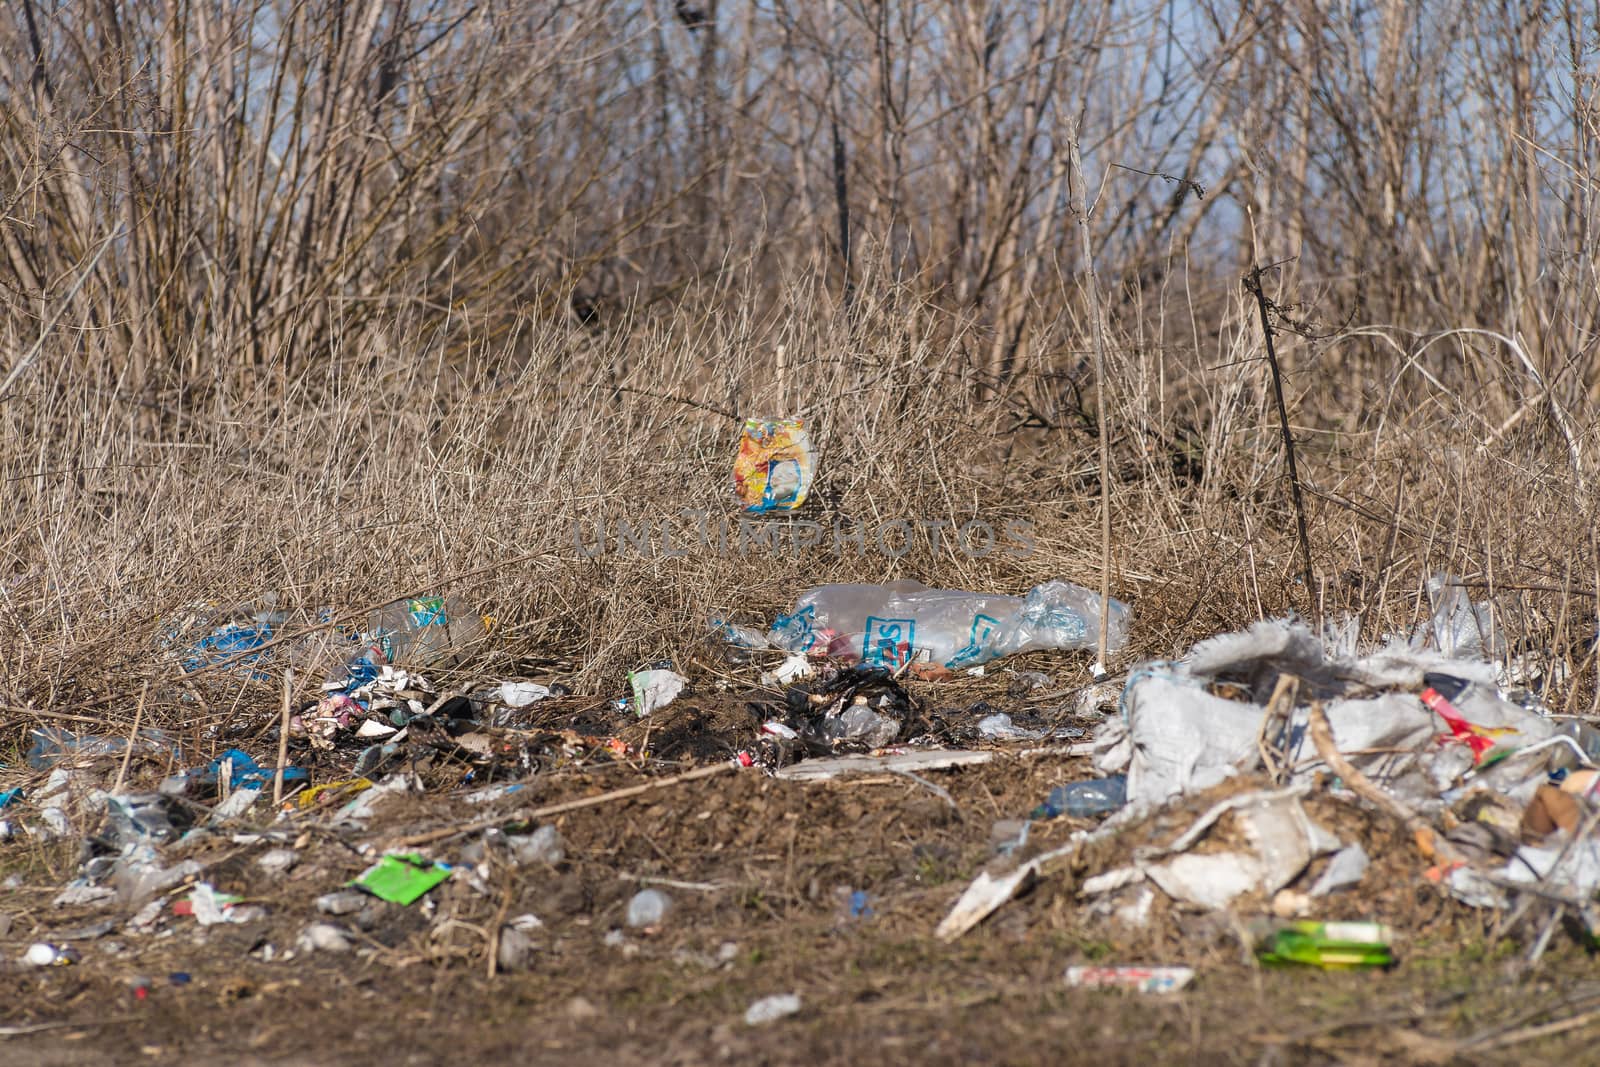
[733,416,813,512]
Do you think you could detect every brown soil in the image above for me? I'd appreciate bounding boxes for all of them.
[2,685,1596,1066]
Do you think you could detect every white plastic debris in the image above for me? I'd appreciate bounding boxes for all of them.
[211,786,260,822]
[296,923,353,953]
[768,654,815,685]
[36,768,76,838]
[497,913,544,972]
[744,993,802,1025]
[936,843,1075,941]
[629,669,687,717]
[257,848,299,875]
[977,713,1046,741]
[626,889,671,928]
[500,682,552,708]
[190,882,251,926]
[1310,844,1370,897]
[335,773,412,824]
[53,883,116,908]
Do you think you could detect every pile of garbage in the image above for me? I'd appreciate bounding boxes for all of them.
[938,575,1599,963]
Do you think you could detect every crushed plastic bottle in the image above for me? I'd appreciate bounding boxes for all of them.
[27,727,175,771]
[324,595,488,690]
[369,595,486,666]
[770,579,1130,671]
[1032,775,1127,819]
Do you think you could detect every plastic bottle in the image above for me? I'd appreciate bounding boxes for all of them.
[368,595,486,667]
[769,579,1130,671]
[1255,920,1392,969]
[1032,775,1127,819]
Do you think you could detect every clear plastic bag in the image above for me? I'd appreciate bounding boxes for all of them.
[769,579,1129,670]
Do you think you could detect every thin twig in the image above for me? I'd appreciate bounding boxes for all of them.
[1244,265,1317,624]
[110,682,147,795]
[274,669,293,806]
[1067,130,1115,671]
[387,762,736,849]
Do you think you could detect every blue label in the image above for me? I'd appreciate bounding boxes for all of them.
[863,616,914,668]
[407,597,448,626]
[947,613,1001,669]
[771,605,817,651]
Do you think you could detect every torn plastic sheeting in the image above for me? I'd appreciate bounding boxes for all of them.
[1310,844,1370,896]
[629,669,686,717]
[1181,619,1326,679]
[1118,672,1265,807]
[334,774,412,824]
[935,842,1075,942]
[1112,673,1522,811]
[1143,792,1337,910]
[1415,573,1502,661]
[1496,838,1600,897]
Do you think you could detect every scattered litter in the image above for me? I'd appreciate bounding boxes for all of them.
[296,923,353,954]
[53,883,116,908]
[733,416,813,513]
[629,668,687,717]
[316,890,370,916]
[353,853,452,905]
[211,787,260,822]
[23,943,79,967]
[744,992,802,1025]
[774,749,994,781]
[180,883,262,926]
[1255,920,1393,969]
[499,681,552,708]
[765,653,815,686]
[712,617,770,650]
[1032,775,1126,819]
[1309,845,1370,897]
[626,888,672,928]
[770,579,1128,671]
[935,843,1075,941]
[257,849,299,876]
[496,914,543,972]
[295,777,374,810]
[1065,966,1194,994]
[781,665,914,753]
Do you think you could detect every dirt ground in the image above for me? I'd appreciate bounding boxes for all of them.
[4,677,1600,1067]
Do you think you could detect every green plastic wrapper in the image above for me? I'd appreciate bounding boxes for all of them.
[353,853,452,905]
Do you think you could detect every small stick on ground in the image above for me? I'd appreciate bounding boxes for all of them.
[274,669,294,807]
[110,682,148,795]
[388,762,737,849]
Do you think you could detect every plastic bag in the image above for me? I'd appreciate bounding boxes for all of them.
[769,579,1129,670]
[733,417,813,513]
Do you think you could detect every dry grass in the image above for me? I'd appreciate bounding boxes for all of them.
[1,1,1598,756]
[1,271,1595,758]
